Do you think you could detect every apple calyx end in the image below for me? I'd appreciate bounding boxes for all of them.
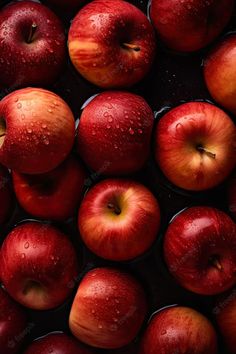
[197,145,216,159]
[27,23,37,44]
[107,203,121,215]
[122,42,141,52]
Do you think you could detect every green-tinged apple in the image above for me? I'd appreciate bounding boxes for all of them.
[13,155,86,221]
[215,287,236,354]
[150,0,234,52]
[0,287,27,354]
[68,0,156,88]
[0,1,66,88]
[24,333,94,354]
[139,306,218,354]
[69,268,147,349]
[155,102,236,191]
[0,164,12,224]
[0,222,79,310]
[164,206,236,295]
[0,88,75,174]
[204,34,236,115]
[77,91,154,175]
[78,178,160,261]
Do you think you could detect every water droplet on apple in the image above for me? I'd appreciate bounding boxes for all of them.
[98,324,103,329]
[175,123,183,132]
[138,129,143,134]
[48,109,52,113]
[21,253,25,259]
[92,309,95,314]
[106,125,111,129]
[115,299,120,304]
[42,124,47,129]
[50,255,55,261]
[24,242,29,249]
[17,103,22,109]
[14,98,19,103]
[129,128,134,135]
[114,144,118,149]
[161,330,167,335]
[27,129,32,134]
[108,117,113,123]
[44,139,50,145]
[92,63,97,67]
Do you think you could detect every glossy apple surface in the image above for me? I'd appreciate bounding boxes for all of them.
[164,206,236,295]
[215,288,236,354]
[1,222,79,310]
[155,102,236,191]
[78,178,160,261]
[0,1,66,89]
[24,333,93,354]
[69,267,147,349]
[228,173,236,221]
[0,88,75,174]
[139,306,218,354]
[77,91,154,175]
[0,164,12,224]
[204,34,236,115]
[68,0,156,88]
[13,155,86,221]
[0,287,27,354]
[150,0,234,52]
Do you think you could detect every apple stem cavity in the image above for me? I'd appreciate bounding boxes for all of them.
[27,23,37,44]
[197,145,216,159]
[0,118,6,148]
[210,256,223,271]
[107,203,121,215]
[122,43,140,52]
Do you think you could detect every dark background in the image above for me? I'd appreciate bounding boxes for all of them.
[0,0,236,353]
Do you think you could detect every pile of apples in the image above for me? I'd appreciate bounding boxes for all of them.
[0,0,236,353]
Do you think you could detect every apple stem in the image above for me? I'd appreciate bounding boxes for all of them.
[122,43,140,52]
[197,146,216,159]
[27,23,37,44]
[107,203,121,215]
[210,257,223,271]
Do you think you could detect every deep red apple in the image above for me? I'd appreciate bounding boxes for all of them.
[0,287,27,354]
[215,288,236,354]
[139,306,218,354]
[0,164,12,224]
[0,87,75,174]
[0,1,66,88]
[78,178,160,261]
[0,222,79,310]
[77,91,154,175]
[164,206,236,295]
[69,267,147,349]
[204,34,236,115]
[68,0,156,88]
[154,102,236,191]
[228,173,236,221]
[24,333,93,354]
[13,155,86,221]
[150,0,234,52]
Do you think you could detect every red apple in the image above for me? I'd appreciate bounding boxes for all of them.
[150,0,234,52]
[12,155,86,221]
[77,91,154,175]
[0,87,75,174]
[139,306,218,354]
[69,267,147,349]
[154,102,236,191]
[0,222,79,310]
[24,333,93,354]
[0,164,12,224]
[78,178,160,261]
[68,0,156,88]
[215,288,236,354]
[0,287,27,354]
[204,34,236,115]
[164,206,236,295]
[0,1,66,89]
[228,173,236,221]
